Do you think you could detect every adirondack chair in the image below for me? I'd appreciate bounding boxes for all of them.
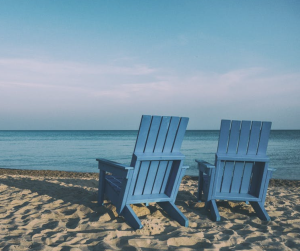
[196,119,275,221]
[97,115,189,229]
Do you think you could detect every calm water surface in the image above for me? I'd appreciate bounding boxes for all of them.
[0,130,299,180]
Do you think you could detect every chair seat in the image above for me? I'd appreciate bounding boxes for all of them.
[105,175,123,194]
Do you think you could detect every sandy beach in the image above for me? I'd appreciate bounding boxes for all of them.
[0,169,299,250]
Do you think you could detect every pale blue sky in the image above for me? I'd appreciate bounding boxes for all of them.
[1,1,299,129]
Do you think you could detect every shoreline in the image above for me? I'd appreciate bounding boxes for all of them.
[1,167,299,187]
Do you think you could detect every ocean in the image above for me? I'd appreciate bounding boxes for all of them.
[0,130,299,180]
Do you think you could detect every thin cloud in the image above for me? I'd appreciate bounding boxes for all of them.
[1,57,299,129]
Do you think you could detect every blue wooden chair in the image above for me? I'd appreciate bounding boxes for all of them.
[97,115,189,229]
[196,120,275,221]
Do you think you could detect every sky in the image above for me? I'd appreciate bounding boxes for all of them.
[0,1,300,130]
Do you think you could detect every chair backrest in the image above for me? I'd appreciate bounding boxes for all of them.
[129,115,189,198]
[214,120,272,198]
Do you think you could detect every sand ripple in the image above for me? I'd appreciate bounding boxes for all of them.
[0,174,299,250]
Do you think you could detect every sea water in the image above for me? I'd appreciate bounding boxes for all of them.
[0,130,299,180]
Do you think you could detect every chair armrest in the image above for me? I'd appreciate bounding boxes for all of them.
[266,167,275,180]
[268,167,276,172]
[195,159,215,175]
[96,158,134,178]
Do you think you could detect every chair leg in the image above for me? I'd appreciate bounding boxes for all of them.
[250,201,270,221]
[197,171,204,202]
[206,200,220,221]
[157,201,189,227]
[98,170,106,205]
[120,205,143,230]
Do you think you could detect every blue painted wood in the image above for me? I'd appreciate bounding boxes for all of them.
[133,161,151,195]
[230,162,244,193]
[172,117,189,152]
[154,116,171,153]
[261,167,274,203]
[240,162,253,193]
[216,154,269,162]
[205,167,216,208]
[98,170,106,205]
[237,121,251,154]
[105,175,122,194]
[250,201,270,221]
[118,170,134,213]
[157,202,189,227]
[165,161,181,197]
[97,115,189,229]
[217,120,231,153]
[214,193,260,201]
[227,120,241,154]
[128,193,171,203]
[195,159,215,174]
[105,182,120,206]
[159,161,173,193]
[209,200,220,221]
[196,119,274,221]
[133,115,152,154]
[249,162,264,196]
[214,160,225,193]
[134,152,185,161]
[143,161,160,195]
[247,121,261,155]
[198,169,203,201]
[253,162,269,201]
[220,161,234,193]
[144,116,162,152]
[163,117,180,152]
[195,159,214,201]
[96,158,134,177]
[151,161,168,194]
[257,122,272,154]
[120,205,143,229]
[171,165,188,201]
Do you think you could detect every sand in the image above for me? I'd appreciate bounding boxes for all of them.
[0,169,299,250]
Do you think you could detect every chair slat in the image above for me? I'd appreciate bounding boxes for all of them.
[247,121,262,154]
[215,161,225,192]
[217,120,231,154]
[172,117,189,152]
[151,161,169,194]
[154,116,171,153]
[144,116,162,153]
[240,162,253,193]
[134,115,152,153]
[220,161,234,193]
[227,120,241,154]
[143,161,160,194]
[237,121,251,155]
[230,162,244,193]
[133,161,150,195]
[160,161,173,193]
[257,122,272,154]
[163,117,180,152]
